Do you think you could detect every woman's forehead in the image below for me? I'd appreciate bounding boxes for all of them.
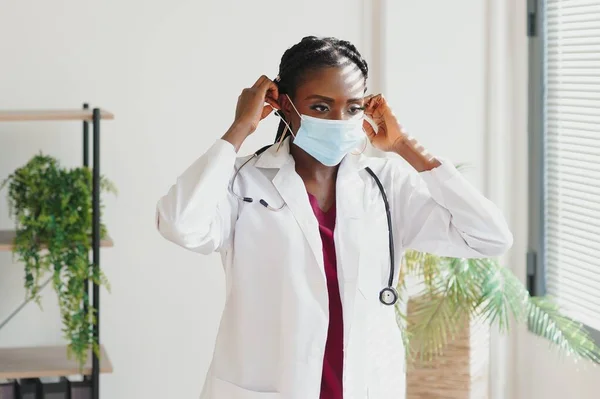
[296,66,366,101]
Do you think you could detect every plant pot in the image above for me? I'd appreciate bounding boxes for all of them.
[406,297,490,399]
[0,381,18,399]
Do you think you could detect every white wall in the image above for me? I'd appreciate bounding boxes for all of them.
[0,1,367,398]
[383,0,487,190]
[516,334,600,398]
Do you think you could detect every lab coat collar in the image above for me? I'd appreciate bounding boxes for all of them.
[253,138,294,169]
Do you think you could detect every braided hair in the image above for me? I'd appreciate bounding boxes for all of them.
[274,36,369,143]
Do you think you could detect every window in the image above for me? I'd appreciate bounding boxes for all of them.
[528,0,600,343]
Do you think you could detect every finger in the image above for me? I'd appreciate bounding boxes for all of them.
[264,85,280,108]
[260,104,275,120]
[364,93,383,115]
[363,119,376,140]
[255,75,278,96]
[265,95,280,111]
[259,77,278,94]
[363,94,377,111]
[371,95,391,119]
[366,93,383,104]
[252,75,268,89]
[261,81,281,110]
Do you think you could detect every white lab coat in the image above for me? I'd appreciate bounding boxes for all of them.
[156,137,513,399]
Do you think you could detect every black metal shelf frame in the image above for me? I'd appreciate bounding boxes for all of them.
[85,103,103,399]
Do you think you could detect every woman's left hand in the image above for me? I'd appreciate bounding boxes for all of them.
[362,94,410,153]
[363,94,441,172]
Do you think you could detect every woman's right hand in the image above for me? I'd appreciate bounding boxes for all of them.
[234,75,280,133]
[223,76,280,151]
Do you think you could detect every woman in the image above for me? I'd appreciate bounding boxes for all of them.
[156,36,512,399]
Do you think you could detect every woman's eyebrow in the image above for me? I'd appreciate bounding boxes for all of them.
[304,94,335,102]
[304,94,364,103]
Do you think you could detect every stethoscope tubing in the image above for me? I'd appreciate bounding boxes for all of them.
[229,145,398,305]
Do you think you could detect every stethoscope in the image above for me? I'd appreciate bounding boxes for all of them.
[229,144,399,306]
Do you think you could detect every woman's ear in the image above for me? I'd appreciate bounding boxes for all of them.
[278,94,293,120]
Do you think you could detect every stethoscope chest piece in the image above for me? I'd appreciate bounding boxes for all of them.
[379,287,399,306]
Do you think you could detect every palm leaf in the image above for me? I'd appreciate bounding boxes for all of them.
[408,287,468,361]
[402,251,600,365]
[395,303,414,363]
[403,249,443,292]
[406,256,481,360]
[475,259,529,331]
[446,258,486,310]
[527,297,600,363]
[403,249,429,275]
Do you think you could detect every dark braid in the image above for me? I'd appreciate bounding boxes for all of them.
[274,36,369,143]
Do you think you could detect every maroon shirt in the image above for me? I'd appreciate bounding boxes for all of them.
[308,193,344,399]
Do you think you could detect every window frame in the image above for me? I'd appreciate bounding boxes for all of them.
[527,0,600,345]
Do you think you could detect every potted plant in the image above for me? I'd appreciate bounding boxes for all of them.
[400,250,600,398]
[1,154,116,369]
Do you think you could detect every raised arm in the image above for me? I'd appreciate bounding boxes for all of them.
[156,75,280,254]
[363,94,513,258]
[156,139,239,254]
[390,159,513,257]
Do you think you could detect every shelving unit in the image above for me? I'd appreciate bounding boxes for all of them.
[0,105,114,399]
[0,345,113,380]
[0,230,114,251]
[0,109,114,122]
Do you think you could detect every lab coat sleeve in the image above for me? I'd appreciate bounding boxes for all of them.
[395,158,513,258]
[156,139,238,255]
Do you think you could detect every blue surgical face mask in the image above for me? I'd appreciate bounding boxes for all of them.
[278,95,366,166]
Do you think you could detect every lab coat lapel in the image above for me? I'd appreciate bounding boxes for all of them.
[259,141,369,348]
[257,140,326,280]
[335,154,367,347]
[272,161,325,279]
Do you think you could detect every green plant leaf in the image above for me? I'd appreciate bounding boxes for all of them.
[527,296,600,363]
[402,251,600,366]
[475,259,529,332]
[1,153,115,369]
[406,256,479,361]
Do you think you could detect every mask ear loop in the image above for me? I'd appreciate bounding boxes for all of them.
[353,114,377,155]
[285,94,302,118]
[275,94,301,152]
[351,131,369,155]
[274,110,295,151]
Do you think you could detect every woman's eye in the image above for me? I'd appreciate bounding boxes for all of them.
[310,104,330,112]
[349,106,365,115]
